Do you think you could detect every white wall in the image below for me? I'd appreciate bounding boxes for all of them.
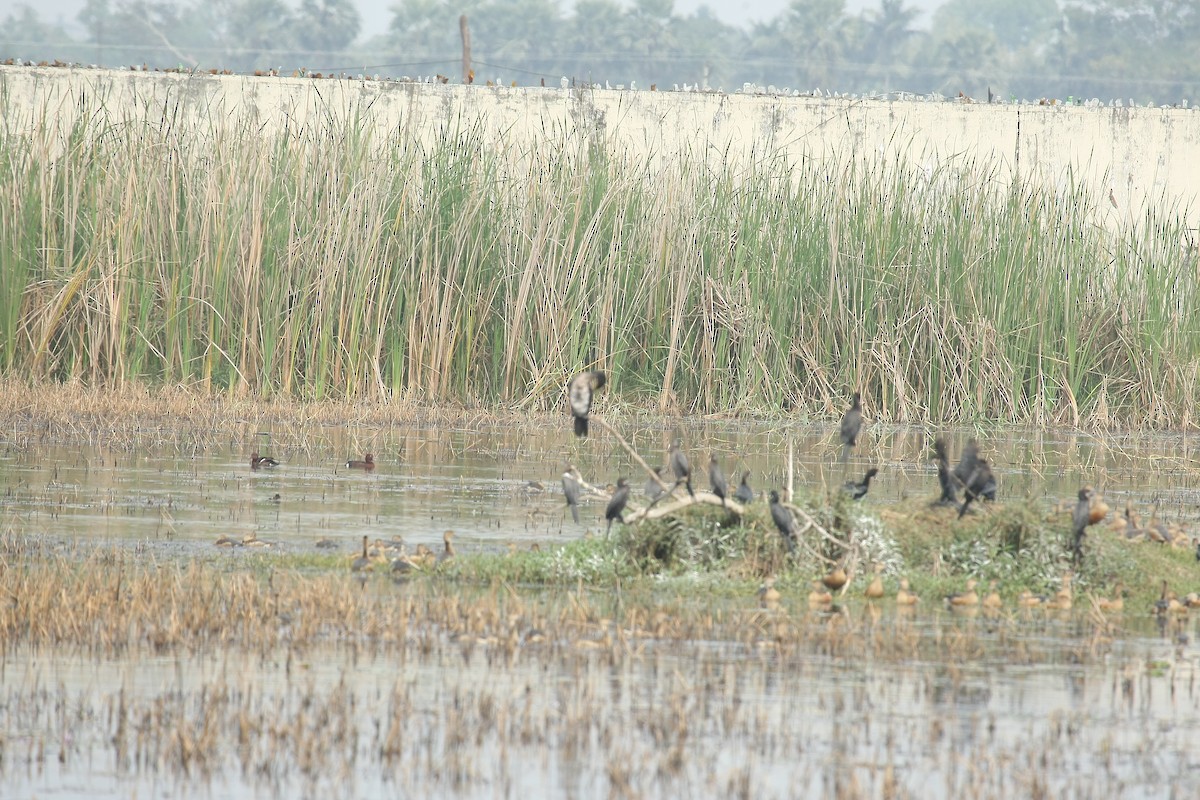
[3,65,1198,231]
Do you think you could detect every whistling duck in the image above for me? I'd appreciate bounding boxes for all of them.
[896,578,919,606]
[823,565,848,592]
[864,563,885,600]
[982,580,1002,610]
[946,578,979,606]
[758,577,782,610]
[808,580,833,606]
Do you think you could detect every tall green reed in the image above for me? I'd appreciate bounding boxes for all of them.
[0,93,1196,426]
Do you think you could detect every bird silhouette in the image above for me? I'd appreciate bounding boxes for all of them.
[709,454,728,506]
[567,370,606,437]
[605,478,630,537]
[669,440,694,497]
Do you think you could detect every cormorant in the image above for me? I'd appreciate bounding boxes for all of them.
[567,370,607,437]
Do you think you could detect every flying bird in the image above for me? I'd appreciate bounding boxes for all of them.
[567,370,607,437]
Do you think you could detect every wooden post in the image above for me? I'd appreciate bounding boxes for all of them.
[459,15,472,84]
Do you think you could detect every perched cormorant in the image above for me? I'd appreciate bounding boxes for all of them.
[709,454,728,506]
[933,437,957,506]
[669,440,694,497]
[839,392,863,460]
[734,471,755,505]
[567,370,607,437]
[562,465,583,524]
[1071,486,1094,567]
[605,478,630,536]
[768,490,797,552]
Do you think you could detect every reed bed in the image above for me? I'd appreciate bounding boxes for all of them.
[1,97,1198,427]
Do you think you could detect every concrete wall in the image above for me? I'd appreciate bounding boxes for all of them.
[3,65,1198,230]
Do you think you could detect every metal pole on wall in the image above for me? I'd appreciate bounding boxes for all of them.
[460,15,473,84]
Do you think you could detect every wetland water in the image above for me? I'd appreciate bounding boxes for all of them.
[3,422,1200,551]
[3,421,1200,798]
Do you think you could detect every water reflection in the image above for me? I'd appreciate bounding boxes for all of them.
[4,608,1200,799]
[1,423,1198,551]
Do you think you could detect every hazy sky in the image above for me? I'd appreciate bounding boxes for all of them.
[24,0,943,40]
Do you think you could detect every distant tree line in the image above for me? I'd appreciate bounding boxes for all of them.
[2,0,1198,102]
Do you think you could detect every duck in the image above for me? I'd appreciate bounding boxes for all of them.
[864,563,885,600]
[982,580,1003,610]
[1096,584,1125,613]
[807,580,833,607]
[1050,573,1073,611]
[842,467,879,501]
[758,577,782,610]
[822,565,848,593]
[413,543,436,569]
[315,537,338,549]
[1017,590,1044,608]
[945,578,979,606]
[346,453,376,470]
[896,578,919,606]
[250,452,280,470]
[438,530,457,564]
[351,535,372,572]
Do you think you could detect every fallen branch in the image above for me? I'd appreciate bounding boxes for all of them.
[782,501,846,551]
[623,490,745,523]
[591,415,673,492]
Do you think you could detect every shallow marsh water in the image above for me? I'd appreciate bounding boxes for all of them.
[3,420,1200,798]
[4,608,1200,799]
[2,421,1200,553]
